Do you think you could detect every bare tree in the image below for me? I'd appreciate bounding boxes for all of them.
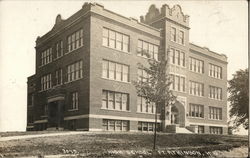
[133,52,176,150]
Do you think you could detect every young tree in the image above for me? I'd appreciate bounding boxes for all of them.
[133,55,176,150]
[228,68,249,130]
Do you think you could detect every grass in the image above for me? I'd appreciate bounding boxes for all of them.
[0,132,248,157]
[0,131,68,137]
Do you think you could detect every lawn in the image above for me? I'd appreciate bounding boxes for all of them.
[0,132,248,158]
[0,131,68,137]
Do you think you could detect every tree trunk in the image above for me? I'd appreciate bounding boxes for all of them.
[153,105,157,150]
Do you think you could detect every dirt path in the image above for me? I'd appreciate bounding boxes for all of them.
[0,131,87,141]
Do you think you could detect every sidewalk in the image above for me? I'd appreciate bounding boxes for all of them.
[0,131,87,142]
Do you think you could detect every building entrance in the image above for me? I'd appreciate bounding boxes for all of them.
[47,98,64,130]
[171,106,179,124]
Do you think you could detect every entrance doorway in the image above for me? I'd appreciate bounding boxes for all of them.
[171,106,179,124]
[47,100,64,129]
[48,101,59,128]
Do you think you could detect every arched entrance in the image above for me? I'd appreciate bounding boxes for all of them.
[170,100,185,127]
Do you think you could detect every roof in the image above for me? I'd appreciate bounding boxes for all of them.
[189,43,227,63]
[36,2,161,47]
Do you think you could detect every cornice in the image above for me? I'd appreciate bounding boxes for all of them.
[189,47,228,64]
[35,3,162,49]
[36,11,91,48]
[148,16,190,30]
[90,11,161,40]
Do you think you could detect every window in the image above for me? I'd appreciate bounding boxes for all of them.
[108,92,115,109]
[189,57,204,73]
[137,68,149,82]
[31,94,34,107]
[41,48,52,66]
[102,90,129,111]
[70,92,79,110]
[102,90,108,109]
[170,74,185,92]
[67,29,83,52]
[109,62,115,80]
[171,27,176,42]
[102,60,108,78]
[122,94,129,111]
[168,48,185,67]
[137,39,159,60]
[209,107,222,120]
[209,86,222,100]
[28,94,34,107]
[169,48,175,64]
[115,93,122,110]
[198,126,204,134]
[102,28,130,52]
[102,119,129,131]
[102,60,130,82]
[209,64,222,79]
[137,96,155,114]
[116,62,122,81]
[55,41,63,58]
[179,31,184,45]
[189,104,204,118]
[210,126,222,134]
[138,122,160,132]
[55,69,63,86]
[66,60,83,82]
[123,35,129,52]
[189,81,204,96]
[41,74,52,91]
[102,28,109,46]
[171,27,185,45]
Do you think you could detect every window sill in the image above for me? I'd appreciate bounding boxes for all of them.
[170,40,185,46]
[208,119,223,121]
[101,108,130,112]
[169,63,186,69]
[208,76,223,80]
[189,70,204,75]
[64,78,83,85]
[68,109,78,112]
[102,45,130,54]
[171,90,186,94]
[53,84,63,88]
[208,98,223,101]
[53,55,64,61]
[189,94,205,98]
[39,88,52,93]
[39,62,52,68]
[65,45,83,55]
[137,54,159,61]
[101,77,130,84]
[188,116,205,120]
[136,112,158,115]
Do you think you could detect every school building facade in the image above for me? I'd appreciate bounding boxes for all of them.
[27,3,228,134]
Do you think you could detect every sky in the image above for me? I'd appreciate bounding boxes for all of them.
[0,1,248,134]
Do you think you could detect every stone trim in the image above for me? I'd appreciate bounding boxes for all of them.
[63,114,161,122]
[189,122,228,127]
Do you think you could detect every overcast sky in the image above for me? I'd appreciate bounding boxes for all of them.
[0,1,248,134]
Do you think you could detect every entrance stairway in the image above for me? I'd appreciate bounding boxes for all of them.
[176,126,193,133]
[165,124,194,134]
